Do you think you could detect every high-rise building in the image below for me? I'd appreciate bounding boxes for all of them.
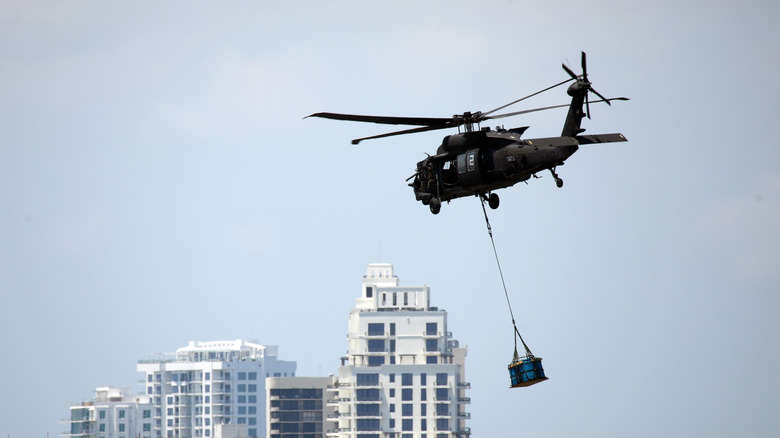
[329,263,471,438]
[63,386,153,438]
[137,339,296,438]
[266,376,337,438]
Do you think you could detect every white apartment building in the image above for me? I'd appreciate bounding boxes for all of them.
[137,339,296,438]
[63,386,153,438]
[329,263,471,438]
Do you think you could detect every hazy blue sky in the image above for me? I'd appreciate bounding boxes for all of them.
[1,1,778,436]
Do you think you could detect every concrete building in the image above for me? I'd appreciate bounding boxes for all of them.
[63,386,153,438]
[329,263,471,438]
[137,339,296,438]
[266,377,337,438]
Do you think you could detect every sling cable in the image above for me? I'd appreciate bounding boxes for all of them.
[480,196,549,388]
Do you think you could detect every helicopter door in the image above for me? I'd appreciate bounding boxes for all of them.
[457,149,482,185]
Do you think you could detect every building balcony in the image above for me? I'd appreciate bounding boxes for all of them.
[458,412,471,419]
[458,397,471,404]
[457,382,471,389]
[455,427,472,436]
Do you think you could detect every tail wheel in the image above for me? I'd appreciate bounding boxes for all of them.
[429,198,441,215]
[488,193,500,209]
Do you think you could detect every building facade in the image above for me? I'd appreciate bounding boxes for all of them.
[329,263,471,438]
[137,339,296,438]
[63,386,153,438]
[266,377,337,438]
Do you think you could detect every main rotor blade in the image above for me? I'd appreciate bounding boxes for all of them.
[482,77,574,117]
[306,112,452,127]
[350,123,456,145]
[485,97,629,120]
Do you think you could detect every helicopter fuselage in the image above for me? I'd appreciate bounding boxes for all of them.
[410,128,580,205]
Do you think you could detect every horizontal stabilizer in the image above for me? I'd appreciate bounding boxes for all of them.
[575,133,628,144]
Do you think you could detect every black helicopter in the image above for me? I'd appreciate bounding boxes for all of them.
[308,52,628,214]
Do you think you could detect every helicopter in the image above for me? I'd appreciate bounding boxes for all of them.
[308,52,629,214]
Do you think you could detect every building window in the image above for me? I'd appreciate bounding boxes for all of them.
[389,403,395,413]
[436,388,448,400]
[421,419,427,430]
[99,424,105,432]
[436,373,447,385]
[426,322,437,336]
[238,384,246,392]
[368,339,385,352]
[238,372,246,380]
[357,419,380,431]
[119,423,126,432]
[436,419,448,431]
[357,404,380,416]
[402,404,413,416]
[402,389,413,401]
[366,286,373,298]
[389,373,395,383]
[99,410,106,420]
[421,404,427,416]
[118,410,126,419]
[402,373,413,386]
[426,339,437,352]
[367,323,384,336]
[390,323,396,336]
[368,356,385,366]
[389,388,395,398]
[426,356,437,364]
[248,372,257,380]
[143,410,151,419]
[436,404,448,415]
[248,384,257,392]
[402,419,413,431]
[248,395,257,403]
[205,372,210,380]
[357,389,380,401]
[420,373,427,385]
[143,424,151,432]
[357,374,379,386]
[421,388,427,401]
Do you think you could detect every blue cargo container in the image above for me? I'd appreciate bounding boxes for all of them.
[508,356,548,388]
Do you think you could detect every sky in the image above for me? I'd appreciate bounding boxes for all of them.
[1,0,779,436]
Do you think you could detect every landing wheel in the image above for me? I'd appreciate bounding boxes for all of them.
[429,198,441,215]
[488,193,500,209]
[555,178,564,188]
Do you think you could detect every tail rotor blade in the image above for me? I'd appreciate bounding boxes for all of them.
[562,63,578,79]
[581,51,588,82]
